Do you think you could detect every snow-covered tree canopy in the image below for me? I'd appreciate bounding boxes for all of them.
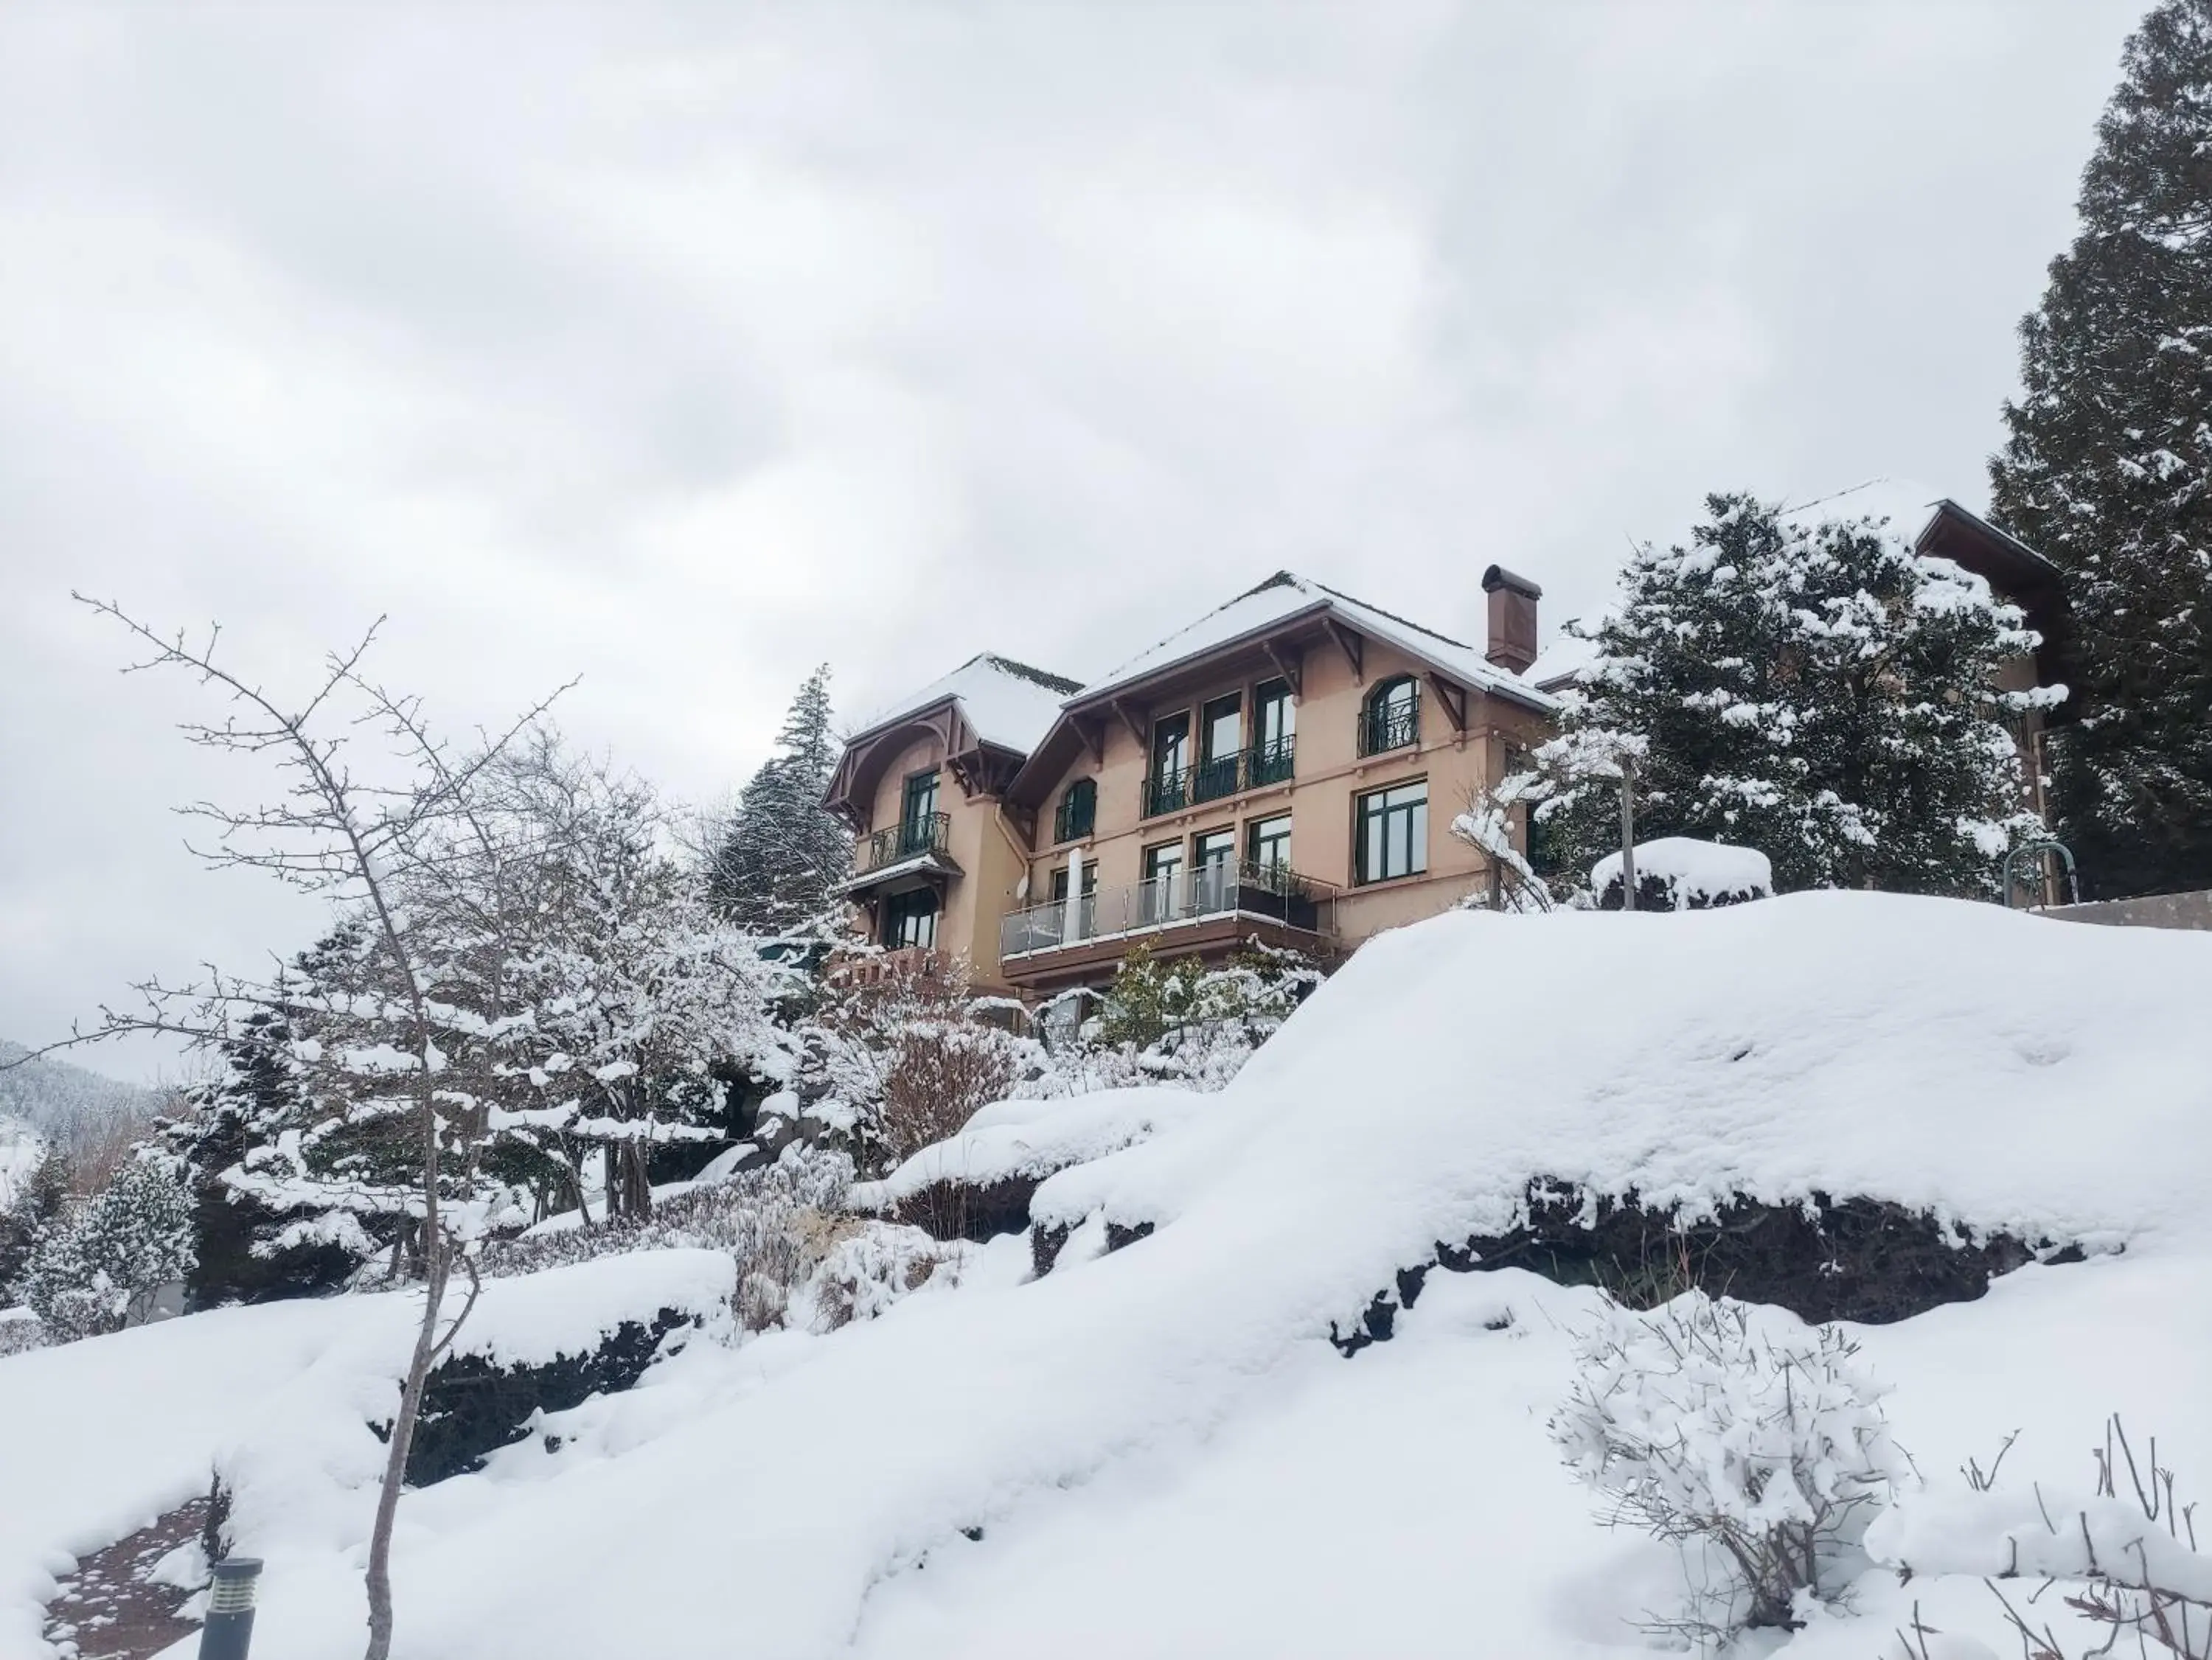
[1992,0,2212,901]
[709,665,853,935]
[1522,493,2052,897]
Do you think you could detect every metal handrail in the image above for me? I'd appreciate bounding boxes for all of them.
[1000,859,1338,959]
[1142,736,1298,818]
[1144,767,1191,817]
[1053,787,1096,843]
[858,812,950,873]
[1359,697,1419,757]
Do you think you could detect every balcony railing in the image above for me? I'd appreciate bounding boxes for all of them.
[1144,767,1190,817]
[858,812,950,873]
[1000,859,1338,961]
[1141,738,1297,818]
[1359,700,1419,757]
[1053,789,1096,843]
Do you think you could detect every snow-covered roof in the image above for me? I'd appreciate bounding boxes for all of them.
[1780,476,1947,544]
[1522,630,1600,693]
[852,653,1085,756]
[1077,572,1558,713]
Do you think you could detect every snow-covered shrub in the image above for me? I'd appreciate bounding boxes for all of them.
[1590,837,1775,910]
[1873,1417,2209,1659]
[796,1221,945,1331]
[21,1155,195,1342]
[481,1148,872,1333]
[0,1308,46,1359]
[1551,1289,1905,1643]
[1016,943,1320,1098]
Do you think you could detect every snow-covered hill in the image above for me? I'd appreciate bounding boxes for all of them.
[0,1042,161,1166]
[1,894,2207,1660]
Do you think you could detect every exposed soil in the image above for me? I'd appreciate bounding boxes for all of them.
[41,1497,208,1660]
[1329,1181,2085,1355]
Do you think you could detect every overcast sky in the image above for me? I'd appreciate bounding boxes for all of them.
[0,1,2143,1082]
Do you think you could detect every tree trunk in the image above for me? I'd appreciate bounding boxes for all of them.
[363,1242,448,1660]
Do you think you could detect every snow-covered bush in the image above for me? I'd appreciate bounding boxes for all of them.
[1551,1289,1905,1643]
[1590,837,1775,910]
[20,1155,195,1342]
[476,1147,914,1333]
[1873,1418,2209,1659]
[0,1308,46,1359]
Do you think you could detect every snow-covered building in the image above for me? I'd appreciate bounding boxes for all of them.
[822,571,1560,997]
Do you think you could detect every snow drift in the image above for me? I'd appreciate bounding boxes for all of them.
[1,893,2207,1660]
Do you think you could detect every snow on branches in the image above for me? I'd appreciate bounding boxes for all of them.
[1551,1289,1906,1643]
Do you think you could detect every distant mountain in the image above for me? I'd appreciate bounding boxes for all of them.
[0,1042,166,1163]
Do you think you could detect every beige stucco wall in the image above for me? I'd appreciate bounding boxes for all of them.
[852,729,1028,991]
[1021,637,1551,958]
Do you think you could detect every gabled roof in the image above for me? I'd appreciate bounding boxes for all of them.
[1002,571,1559,811]
[849,652,1085,756]
[1073,571,1559,716]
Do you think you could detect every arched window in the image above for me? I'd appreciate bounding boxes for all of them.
[1054,776,1096,843]
[1360,676,1419,756]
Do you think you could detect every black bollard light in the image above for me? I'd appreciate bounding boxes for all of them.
[198,1558,262,1660]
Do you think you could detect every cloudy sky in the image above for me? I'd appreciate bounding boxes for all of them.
[0,1,2143,1081]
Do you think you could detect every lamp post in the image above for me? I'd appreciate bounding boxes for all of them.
[199,1558,262,1660]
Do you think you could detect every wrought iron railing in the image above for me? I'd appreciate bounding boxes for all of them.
[1359,697,1419,756]
[1144,767,1190,817]
[1053,788,1096,843]
[1191,753,1242,804]
[999,859,1338,960]
[1141,737,1297,818]
[1247,735,1295,787]
[857,812,950,873]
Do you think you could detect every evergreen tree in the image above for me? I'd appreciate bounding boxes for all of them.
[1531,494,2048,896]
[710,666,852,931]
[0,1146,70,1302]
[21,1154,195,1340]
[1990,0,2212,899]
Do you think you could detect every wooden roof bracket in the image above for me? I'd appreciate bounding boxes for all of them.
[1323,618,1365,684]
[1110,697,1149,747]
[1426,673,1469,747]
[1074,714,1105,764]
[1262,638,1304,699]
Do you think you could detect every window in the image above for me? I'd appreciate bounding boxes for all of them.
[900,769,941,854]
[1141,840,1183,923]
[1251,678,1295,785]
[880,887,939,949]
[1048,860,1098,938]
[1354,780,1427,885]
[1246,813,1292,871]
[1054,777,1096,843]
[1194,694,1242,802]
[1359,677,1420,756]
[1193,828,1237,911]
[1147,714,1191,815]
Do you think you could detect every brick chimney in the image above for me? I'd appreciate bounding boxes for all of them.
[1481,565,1542,674]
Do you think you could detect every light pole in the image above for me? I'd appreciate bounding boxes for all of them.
[199,1558,262,1660]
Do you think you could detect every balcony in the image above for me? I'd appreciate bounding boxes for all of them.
[1141,738,1297,819]
[1358,701,1418,757]
[858,812,950,873]
[1000,859,1338,969]
[1053,789,1096,843]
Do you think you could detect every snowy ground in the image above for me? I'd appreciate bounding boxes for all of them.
[1,893,2205,1660]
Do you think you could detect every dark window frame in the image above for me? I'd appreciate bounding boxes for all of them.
[880,886,940,949]
[1354,778,1428,886]
[1054,776,1097,843]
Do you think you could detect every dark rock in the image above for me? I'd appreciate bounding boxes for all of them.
[400,1308,698,1485]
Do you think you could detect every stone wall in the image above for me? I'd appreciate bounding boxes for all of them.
[2044,888,2212,931]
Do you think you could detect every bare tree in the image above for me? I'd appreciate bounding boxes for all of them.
[16,597,566,1660]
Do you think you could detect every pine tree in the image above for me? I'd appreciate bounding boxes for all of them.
[0,1146,70,1302]
[1531,494,2048,896]
[21,1154,195,1340]
[710,666,853,932]
[1991,0,2212,899]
